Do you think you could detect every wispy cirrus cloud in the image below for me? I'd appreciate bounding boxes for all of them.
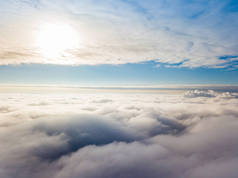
[0,0,238,68]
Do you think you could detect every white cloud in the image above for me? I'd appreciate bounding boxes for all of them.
[0,0,237,67]
[0,88,238,177]
[184,89,238,98]
[184,89,217,98]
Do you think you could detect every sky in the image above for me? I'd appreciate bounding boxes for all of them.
[0,0,238,85]
[2,2,238,177]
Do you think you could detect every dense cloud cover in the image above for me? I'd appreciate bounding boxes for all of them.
[1,88,238,178]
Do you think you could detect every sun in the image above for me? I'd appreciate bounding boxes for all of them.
[35,22,80,60]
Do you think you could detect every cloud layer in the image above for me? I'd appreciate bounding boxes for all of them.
[0,0,238,67]
[1,88,238,177]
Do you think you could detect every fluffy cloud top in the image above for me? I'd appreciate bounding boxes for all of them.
[0,0,238,67]
[184,89,238,98]
[0,88,238,178]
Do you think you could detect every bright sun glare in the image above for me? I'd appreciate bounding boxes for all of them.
[35,23,80,59]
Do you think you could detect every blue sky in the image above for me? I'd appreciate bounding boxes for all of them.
[1,62,238,85]
[0,0,238,85]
